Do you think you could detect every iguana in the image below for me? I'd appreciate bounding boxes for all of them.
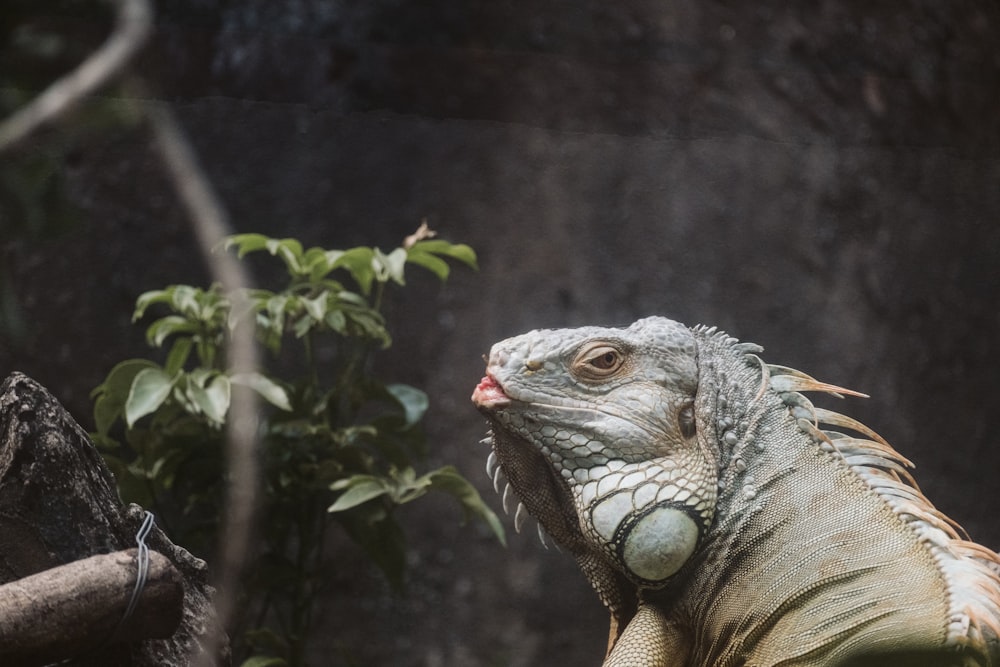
[471,316,1000,667]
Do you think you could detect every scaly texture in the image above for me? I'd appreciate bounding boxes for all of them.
[471,317,1000,667]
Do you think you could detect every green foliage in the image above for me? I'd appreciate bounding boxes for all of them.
[91,230,500,666]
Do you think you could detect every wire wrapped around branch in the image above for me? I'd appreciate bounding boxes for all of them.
[0,549,183,667]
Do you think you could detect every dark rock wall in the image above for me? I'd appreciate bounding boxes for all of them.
[1,1,999,664]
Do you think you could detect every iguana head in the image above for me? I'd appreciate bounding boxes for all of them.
[472,316,719,589]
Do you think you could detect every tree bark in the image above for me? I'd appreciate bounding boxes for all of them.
[0,372,228,666]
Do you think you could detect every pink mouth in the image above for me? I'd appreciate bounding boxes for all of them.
[471,374,511,408]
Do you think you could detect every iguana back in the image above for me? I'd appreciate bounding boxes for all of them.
[472,317,1000,666]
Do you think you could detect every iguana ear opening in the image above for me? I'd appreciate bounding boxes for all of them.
[678,401,696,439]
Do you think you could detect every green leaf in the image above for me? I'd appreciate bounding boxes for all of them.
[339,303,390,346]
[164,337,194,375]
[240,657,288,667]
[325,308,347,334]
[302,246,333,281]
[244,625,288,649]
[385,383,429,428]
[329,247,375,294]
[90,359,159,403]
[194,373,231,425]
[169,285,200,316]
[186,367,213,387]
[230,372,293,411]
[102,454,154,507]
[410,239,478,270]
[223,233,270,258]
[299,293,327,321]
[90,400,118,438]
[292,312,314,338]
[266,238,304,257]
[373,247,407,286]
[328,476,389,512]
[227,234,307,274]
[265,238,305,276]
[404,250,451,280]
[146,315,198,348]
[133,289,173,321]
[125,367,176,427]
[91,359,159,434]
[391,467,434,504]
[336,290,370,307]
[427,466,507,546]
[258,293,289,345]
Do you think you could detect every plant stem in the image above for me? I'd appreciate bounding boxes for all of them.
[288,497,320,666]
[372,281,386,313]
[302,329,320,398]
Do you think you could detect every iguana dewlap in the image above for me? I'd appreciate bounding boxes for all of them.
[471,317,1000,667]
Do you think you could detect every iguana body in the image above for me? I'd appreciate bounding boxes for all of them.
[471,317,1000,666]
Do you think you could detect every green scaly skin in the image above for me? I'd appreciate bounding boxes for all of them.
[472,317,1000,667]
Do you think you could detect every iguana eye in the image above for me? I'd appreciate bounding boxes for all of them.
[591,350,619,369]
[572,343,626,381]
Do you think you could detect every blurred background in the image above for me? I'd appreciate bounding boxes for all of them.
[1,1,999,664]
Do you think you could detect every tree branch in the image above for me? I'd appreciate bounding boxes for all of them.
[0,0,153,152]
[0,549,183,667]
[142,98,261,667]
[0,0,261,658]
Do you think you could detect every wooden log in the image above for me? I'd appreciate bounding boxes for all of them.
[0,372,228,666]
[0,549,183,666]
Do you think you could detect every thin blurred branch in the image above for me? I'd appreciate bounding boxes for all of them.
[0,0,260,659]
[143,96,261,666]
[0,0,152,152]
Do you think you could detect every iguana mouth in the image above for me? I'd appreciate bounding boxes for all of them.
[471,374,511,410]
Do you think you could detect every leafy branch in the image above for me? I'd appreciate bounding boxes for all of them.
[91,229,502,667]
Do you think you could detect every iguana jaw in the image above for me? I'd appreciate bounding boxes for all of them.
[474,374,588,551]
[475,378,640,647]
